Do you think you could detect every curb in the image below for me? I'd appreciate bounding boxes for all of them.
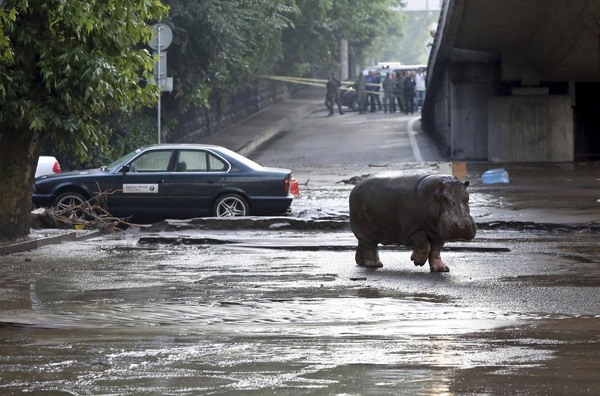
[144,217,600,235]
[236,118,289,158]
[0,229,103,256]
[236,102,322,158]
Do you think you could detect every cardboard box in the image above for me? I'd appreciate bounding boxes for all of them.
[452,162,467,178]
[437,162,467,178]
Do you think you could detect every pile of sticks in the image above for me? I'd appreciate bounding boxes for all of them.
[31,185,145,232]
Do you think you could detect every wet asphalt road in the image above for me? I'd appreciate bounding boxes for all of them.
[1,108,600,395]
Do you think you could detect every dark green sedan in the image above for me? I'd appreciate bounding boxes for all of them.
[33,144,295,219]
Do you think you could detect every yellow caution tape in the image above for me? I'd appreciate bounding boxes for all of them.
[259,75,383,94]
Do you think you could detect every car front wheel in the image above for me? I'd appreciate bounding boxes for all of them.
[54,192,86,220]
[213,194,249,217]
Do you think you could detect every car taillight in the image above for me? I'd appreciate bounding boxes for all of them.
[284,176,290,192]
[290,177,299,196]
[53,160,61,173]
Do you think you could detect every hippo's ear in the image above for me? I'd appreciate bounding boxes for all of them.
[464,181,470,188]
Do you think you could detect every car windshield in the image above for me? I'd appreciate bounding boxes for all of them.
[104,148,143,172]
[214,147,263,170]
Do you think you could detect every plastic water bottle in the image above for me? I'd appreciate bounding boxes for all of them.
[482,168,510,184]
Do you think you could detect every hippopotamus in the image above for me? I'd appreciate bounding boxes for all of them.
[349,173,476,272]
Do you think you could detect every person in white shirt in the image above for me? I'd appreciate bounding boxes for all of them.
[415,68,426,112]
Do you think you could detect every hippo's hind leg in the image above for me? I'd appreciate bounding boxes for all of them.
[356,240,383,268]
[408,231,430,267]
[355,240,366,266]
[428,240,449,272]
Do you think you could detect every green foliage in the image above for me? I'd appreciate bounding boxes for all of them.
[280,0,404,77]
[379,11,439,65]
[47,109,159,171]
[160,0,296,112]
[4,0,409,171]
[0,0,168,158]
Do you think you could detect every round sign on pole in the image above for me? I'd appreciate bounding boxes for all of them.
[149,23,173,51]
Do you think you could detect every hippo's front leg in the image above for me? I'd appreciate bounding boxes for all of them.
[408,231,431,267]
[356,240,383,268]
[428,240,449,272]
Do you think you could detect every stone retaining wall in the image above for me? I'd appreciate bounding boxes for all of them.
[172,80,292,143]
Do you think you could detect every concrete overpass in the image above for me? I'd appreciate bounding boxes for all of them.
[422,0,600,162]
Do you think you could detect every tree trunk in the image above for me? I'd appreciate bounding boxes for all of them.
[0,129,47,240]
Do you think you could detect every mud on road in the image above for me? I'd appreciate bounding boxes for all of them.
[0,228,599,395]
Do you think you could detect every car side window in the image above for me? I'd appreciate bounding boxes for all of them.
[129,151,173,173]
[208,154,228,172]
[177,151,208,172]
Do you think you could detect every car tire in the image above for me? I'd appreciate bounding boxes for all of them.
[213,194,249,217]
[349,97,359,112]
[54,191,87,219]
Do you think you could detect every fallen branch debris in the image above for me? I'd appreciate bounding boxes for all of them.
[338,174,371,185]
[30,183,147,232]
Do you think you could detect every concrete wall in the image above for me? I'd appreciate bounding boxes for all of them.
[172,81,291,143]
[449,62,495,160]
[488,96,574,162]
[424,65,452,157]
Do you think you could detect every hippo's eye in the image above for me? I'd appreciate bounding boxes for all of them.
[439,195,451,205]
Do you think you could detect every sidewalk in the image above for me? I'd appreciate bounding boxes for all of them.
[197,88,323,157]
[0,229,102,256]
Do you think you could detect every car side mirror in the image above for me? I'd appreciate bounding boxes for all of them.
[120,164,131,173]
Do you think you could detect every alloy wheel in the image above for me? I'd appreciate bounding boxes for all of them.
[55,194,85,219]
[215,196,247,217]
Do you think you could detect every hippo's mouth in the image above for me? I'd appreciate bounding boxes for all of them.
[440,217,477,242]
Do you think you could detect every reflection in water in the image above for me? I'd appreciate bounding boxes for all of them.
[0,235,597,395]
[0,297,524,337]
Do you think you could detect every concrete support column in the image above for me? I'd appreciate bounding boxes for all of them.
[488,96,574,162]
[340,39,349,80]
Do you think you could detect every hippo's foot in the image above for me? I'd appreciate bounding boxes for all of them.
[355,250,383,268]
[361,259,384,268]
[410,251,428,266]
[355,250,365,266]
[428,258,449,272]
[356,241,382,268]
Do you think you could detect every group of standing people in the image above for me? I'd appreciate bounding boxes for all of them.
[353,68,426,115]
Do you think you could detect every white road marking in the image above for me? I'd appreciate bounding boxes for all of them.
[407,117,423,162]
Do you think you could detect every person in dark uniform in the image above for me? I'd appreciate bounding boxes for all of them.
[403,71,416,115]
[394,72,403,113]
[325,76,343,116]
[374,72,383,111]
[331,73,344,115]
[354,73,367,114]
[365,70,379,112]
[382,73,394,113]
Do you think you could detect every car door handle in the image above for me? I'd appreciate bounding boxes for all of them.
[207,180,217,184]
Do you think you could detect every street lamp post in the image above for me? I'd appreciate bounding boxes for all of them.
[149,23,173,145]
[157,26,161,144]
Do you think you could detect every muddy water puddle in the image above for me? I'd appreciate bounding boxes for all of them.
[1,232,599,394]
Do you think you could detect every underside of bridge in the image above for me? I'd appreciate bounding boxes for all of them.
[423,0,600,162]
